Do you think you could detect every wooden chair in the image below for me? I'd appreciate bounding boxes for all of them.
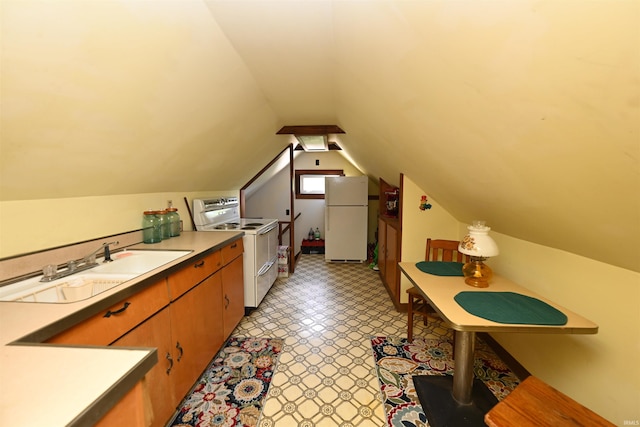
[407,238,468,342]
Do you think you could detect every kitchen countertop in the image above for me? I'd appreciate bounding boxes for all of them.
[0,231,243,427]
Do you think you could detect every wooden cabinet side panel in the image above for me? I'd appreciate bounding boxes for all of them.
[221,255,244,338]
[170,273,224,401]
[112,308,175,427]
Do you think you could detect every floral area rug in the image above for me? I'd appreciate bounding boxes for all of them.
[169,337,283,427]
[371,336,520,427]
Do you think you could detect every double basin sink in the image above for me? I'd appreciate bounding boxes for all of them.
[0,250,192,304]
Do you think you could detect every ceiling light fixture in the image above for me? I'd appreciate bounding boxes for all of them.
[295,135,328,152]
[276,125,345,152]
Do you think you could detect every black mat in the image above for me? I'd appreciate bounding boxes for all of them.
[413,375,498,427]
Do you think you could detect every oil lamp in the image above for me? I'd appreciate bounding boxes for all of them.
[458,221,499,288]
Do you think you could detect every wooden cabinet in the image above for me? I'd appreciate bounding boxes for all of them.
[378,217,388,290]
[378,176,403,311]
[169,272,224,400]
[219,238,244,337]
[113,261,225,427]
[112,308,174,427]
[378,217,401,309]
[221,255,244,337]
[45,237,245,427]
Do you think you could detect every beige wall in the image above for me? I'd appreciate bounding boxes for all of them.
[399,175,459,303]
[0,191,235,258]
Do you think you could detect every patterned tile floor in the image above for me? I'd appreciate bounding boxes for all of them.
[232,254,454,427]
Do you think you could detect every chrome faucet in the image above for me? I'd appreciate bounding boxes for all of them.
[40,241,119,282]
[81,241,119,264]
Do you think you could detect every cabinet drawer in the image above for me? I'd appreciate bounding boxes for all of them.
[47,279,169,346]
[168,251,222,301]
[221,238,243,265]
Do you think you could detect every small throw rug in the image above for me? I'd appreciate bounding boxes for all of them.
[169,337,283,427]
[371,336,520,427]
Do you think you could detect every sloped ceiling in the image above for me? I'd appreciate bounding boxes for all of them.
[1,1,638,271]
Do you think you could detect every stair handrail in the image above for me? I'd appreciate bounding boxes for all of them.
[239,143,296,273]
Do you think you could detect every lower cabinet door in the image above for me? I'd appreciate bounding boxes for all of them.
[378,217,388,279]
[112,308,175,427]
[170,272,224,401]
[222,255,244,338]
[385,223,399,299]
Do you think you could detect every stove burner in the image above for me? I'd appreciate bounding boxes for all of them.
[245,222,264,227]
[214,223,239,230]
[241,226,257,230]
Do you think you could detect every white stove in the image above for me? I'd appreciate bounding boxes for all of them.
[193,198,279,309]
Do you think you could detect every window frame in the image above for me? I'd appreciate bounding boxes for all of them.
[295,169,344,199]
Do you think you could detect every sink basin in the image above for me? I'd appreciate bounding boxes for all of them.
[0,249,192,303]
[92,250,192,274]
[0,273,136,303]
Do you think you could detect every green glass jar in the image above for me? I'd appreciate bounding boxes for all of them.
[142,210,162,244]
[157,210,170,240]
[166,207,181,237]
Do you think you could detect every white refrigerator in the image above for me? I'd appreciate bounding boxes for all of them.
[324,176,368,262]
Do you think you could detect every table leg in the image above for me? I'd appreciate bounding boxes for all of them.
[452,330,476,404]
[413,330,498,427]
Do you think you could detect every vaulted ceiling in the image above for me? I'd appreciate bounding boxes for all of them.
[1,1,638,271]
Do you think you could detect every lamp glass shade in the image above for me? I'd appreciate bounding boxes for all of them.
[458,221,499,257]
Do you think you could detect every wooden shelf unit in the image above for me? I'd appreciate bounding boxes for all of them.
[377,176,404,311]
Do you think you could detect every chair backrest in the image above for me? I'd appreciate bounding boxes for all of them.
[426,238,469,262]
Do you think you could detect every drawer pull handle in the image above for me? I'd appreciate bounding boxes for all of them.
[176,341,184,361]
[231,243,237,248]
[194,260,205,268]
[104,302,131,318]
[224,295,230,309]
[166,352,173,375]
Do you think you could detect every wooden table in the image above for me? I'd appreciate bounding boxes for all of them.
[398,262,599,426]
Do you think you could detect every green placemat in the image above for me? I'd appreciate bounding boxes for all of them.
[454,291,568,325]
[415,261,464,276]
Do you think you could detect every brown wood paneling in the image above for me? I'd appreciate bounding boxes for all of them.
[276,125,345,135]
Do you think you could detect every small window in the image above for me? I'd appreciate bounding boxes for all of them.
[295,169,343,199]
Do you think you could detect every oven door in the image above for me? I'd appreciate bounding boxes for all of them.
[255,259,277,306]
[256,223,278,268]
